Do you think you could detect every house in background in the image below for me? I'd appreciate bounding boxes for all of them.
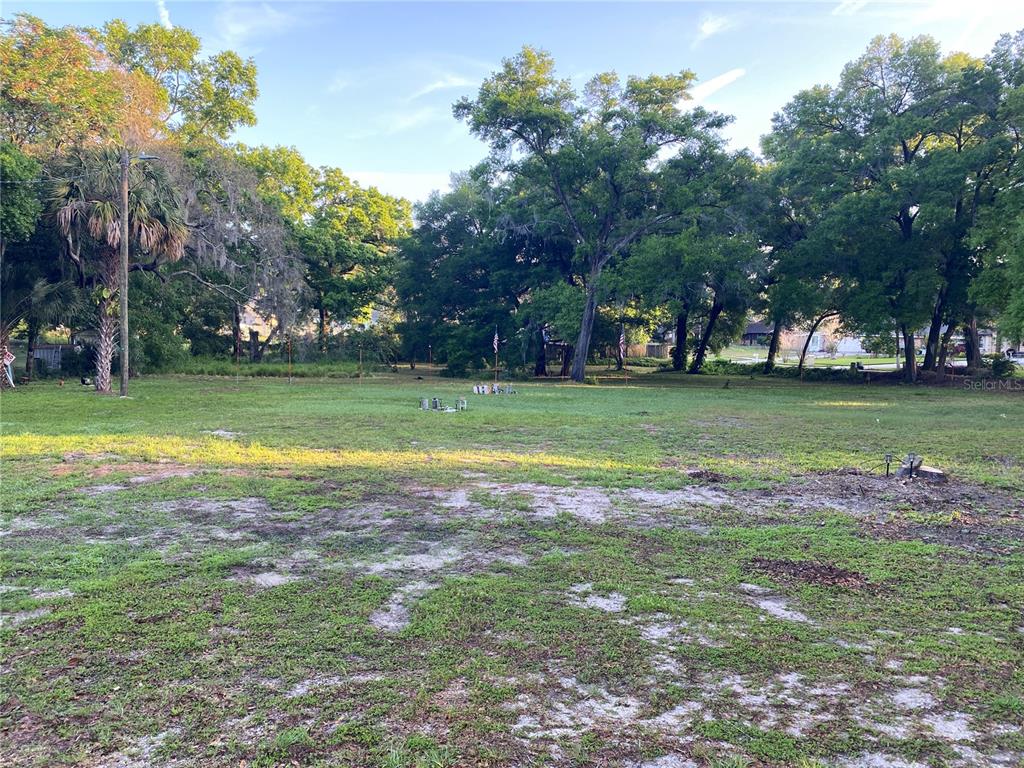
[740,321,773,346]
[743,318,868,357]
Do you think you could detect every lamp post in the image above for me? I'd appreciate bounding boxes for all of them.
[118,150,159,398]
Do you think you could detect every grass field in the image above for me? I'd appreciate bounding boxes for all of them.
[2,373,1023,768]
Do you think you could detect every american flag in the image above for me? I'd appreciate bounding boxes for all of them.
[619,325,626,359]
[493,327,499,354]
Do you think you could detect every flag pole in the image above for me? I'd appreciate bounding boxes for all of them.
[494,326,499,386]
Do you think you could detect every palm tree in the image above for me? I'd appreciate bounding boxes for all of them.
[51,146,186,392]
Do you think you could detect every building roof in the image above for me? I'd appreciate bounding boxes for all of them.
[744,321,773,335]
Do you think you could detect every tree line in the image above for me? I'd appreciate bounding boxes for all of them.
[2,15,1022,388]
[402,34,1024,382]
[1,15,409,390]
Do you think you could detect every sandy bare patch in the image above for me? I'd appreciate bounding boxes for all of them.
[370,580,434,632]
[242,571,298,588]
[567,582,627,613]
[628,755,699,768]
[365,546,463,574]
[82,483,130,495]
[839,755,928,768]
[509,675,644,740]
[892,687,937,710]
[92,728,183,768]
[204,429,242,440]
[738,582,815,624]
[0,607,51,627]
[922,711,975,741]
[284,675,347,698]
[622,487,730,507]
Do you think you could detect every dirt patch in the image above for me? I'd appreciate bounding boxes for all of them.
[421,471,1024,550]
[748,557,879,591]
[508,674,645,741]
[892,687,937,710]
[567,582,627,613]
[87,461,195,481]
[92,729,183,768]
[738,583,816,624]
[628,757,699,768]
[241,571,298,587]
[204,429,242,440]
[284,675,348,698]
[370,580,434,632]
[0,608,51,627]
[365,546,464,574]
[839,755,928,768]
[621,487,731,508]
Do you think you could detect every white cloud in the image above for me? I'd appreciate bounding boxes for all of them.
[688,68,747,106]
[693,13,735,47]
[386,107,442,135]
[832,0,870,15]
[327,73,350,94]
[348,170,452,203]
[210,2,298,54]
[341,107,444,141]
[410,74,475,100]
[156,0,172,29]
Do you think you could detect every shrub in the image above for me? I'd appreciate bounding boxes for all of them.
[173,357,361,378]
[988,355,1015,379]
[702,359,766,376]
[622,355,670,368]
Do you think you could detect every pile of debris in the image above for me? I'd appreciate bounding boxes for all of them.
[419,397,467,413]
[895,453,947,482]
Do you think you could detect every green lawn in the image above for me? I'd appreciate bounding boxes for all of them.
[2,374,1022,767]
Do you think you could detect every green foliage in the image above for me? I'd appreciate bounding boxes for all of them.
[397,169,567,375]
[765,32,1021,378]
[238,143,412,339]
[175,357,361,378]
[0,142,41,247]
[988,355,1016,379]
[454,46,730,381]
[0,14,146,151]
[862,334,898,357]
[97,19,259,140]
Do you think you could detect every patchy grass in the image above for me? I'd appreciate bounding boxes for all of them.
[1,375,1022,767]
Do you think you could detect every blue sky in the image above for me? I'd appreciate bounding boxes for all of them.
[9,1,1024,201]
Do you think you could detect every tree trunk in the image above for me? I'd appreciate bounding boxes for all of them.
[317,300,328,355]
[764,317,783,373]
[570,281,600,382]
[95,310,116,393]
[559,345,574,378]
[797,311,836,376]
[249,329,261,362]
[672,310,688,371]
[688,300,723,374]
[94,254,118,393]
[901,324,917,382]
[232,304,243,362]
[966,316,983,368]
[922,287,948,371]
[534,327,548,377]
[25,319,38,380]
[937,322,956,378]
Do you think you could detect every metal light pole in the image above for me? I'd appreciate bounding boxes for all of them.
[119,149,130,398]
[118,151,159,398]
